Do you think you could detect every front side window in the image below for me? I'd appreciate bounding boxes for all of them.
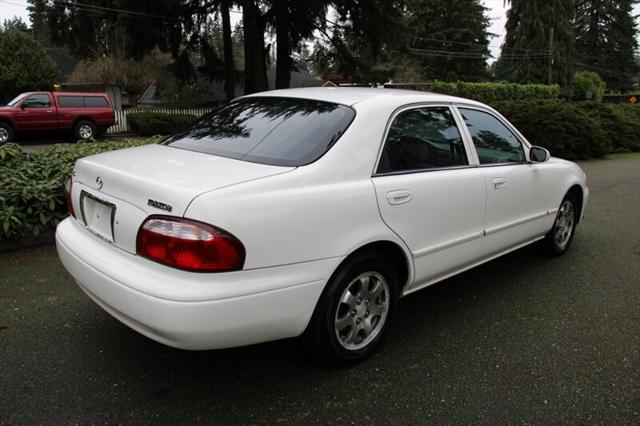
[163,97,356,167]
[377,107,468,174]
[23,94,50,108]
[459,108,525,164]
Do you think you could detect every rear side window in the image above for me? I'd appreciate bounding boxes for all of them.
[377,107,468,174]
[58,96,84,108]
[459,108,525,164]
[84,96,109,107]
[162,97,356,167]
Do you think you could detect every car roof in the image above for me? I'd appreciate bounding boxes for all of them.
[243,87,486,109]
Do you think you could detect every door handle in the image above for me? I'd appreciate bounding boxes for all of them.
[386,190,413,205]
[492,177,507,189]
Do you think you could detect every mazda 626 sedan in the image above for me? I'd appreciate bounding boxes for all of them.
[56,88,588,362]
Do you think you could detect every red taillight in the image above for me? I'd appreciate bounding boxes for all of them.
[65,178,75,218]
[136,216,245,272]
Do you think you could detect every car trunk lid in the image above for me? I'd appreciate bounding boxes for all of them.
[72,144,294,253]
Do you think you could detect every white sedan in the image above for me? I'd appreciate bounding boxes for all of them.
[56,88,588,362]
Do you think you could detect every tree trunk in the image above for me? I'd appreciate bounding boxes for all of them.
[241,0,268,95]
[275,0,291,89]
[221,0,235,100]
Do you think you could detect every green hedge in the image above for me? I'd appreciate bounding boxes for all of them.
[493,100,640,159]
[0,139,155,241]
[127,112,197,136]
[431,81,560,104]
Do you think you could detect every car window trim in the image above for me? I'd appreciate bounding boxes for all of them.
[371,102,475,177]
[453,104,534,165]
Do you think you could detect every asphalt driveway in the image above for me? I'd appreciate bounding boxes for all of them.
[1,154,638,425]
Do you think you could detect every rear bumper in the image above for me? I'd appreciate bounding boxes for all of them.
[56,218,339,350]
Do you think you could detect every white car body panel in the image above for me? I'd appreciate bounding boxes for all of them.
[56,88,589,350]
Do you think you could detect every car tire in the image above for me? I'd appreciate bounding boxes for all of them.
[74,120,96,141]
[539,192,579,256]
[306,250,399,364]
[0,122,14,144]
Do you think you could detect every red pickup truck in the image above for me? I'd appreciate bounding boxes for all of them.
[0,91,116,143]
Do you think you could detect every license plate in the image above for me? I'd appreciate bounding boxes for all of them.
[80,191,116,243]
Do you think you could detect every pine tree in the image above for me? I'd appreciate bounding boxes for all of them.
[575,0,639,91]
[496,0,576,85]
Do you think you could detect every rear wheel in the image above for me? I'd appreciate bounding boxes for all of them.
[306,250,399,364]
[539,192,578,256]
[74,120,96,141]
[0,123,14,144]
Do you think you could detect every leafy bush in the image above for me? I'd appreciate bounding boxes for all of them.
[128,112,197,136]
[568,71,606,102]
[0,139,156,241]
[494,100,640,159]
[431,81,560,104]
[0,28,58,103]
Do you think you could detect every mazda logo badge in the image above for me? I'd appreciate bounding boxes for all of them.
[96,176,103,190]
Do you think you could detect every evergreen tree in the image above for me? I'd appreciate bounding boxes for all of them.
[496,0,576,85]
[407,0,491,82]
[575,0,639,91]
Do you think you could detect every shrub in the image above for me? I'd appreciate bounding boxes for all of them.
[431,81,560,104]
[0,139,156,241]
[128,112,197,136]
[493,100,610,159]
[576,102,640,152]
[0,28,58,103]
[568,71,606,102]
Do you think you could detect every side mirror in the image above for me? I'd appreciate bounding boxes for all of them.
[530,146,550,163]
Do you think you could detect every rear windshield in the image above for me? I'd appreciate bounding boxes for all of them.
[162,97,356,167]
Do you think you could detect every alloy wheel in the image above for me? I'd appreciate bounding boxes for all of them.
[334,271,390,351]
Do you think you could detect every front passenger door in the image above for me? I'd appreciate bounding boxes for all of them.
[458,107,550,256]
[372,106,487,291]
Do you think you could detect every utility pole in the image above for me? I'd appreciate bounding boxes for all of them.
[547,27,554,85]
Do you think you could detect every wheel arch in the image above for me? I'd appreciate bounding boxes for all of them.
[330,239,413,295]
[567,184,584,224]
[73,116,96,127]
[0,117,15,129]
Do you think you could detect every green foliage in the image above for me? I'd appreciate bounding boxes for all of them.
[575,0,639,91]
[496,0,576,85]
[0,139,156,241]
[577,102,640,152]
[431,81,560,104]
[406,0,491,82]
[494,100,640,160]
[0,28,58,103]
[128,112,197,136]
[568,71,606,102]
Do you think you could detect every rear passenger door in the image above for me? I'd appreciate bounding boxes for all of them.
[456,107,550,255]
[372,105,487,290]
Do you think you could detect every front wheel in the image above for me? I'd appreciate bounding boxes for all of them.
[74,120,96,141]
[0,122,14,144]
[539,192,578,256]
[306,250,399,364]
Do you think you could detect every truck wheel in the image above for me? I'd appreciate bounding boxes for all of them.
[0,123,14,144]
[74,120,96,141]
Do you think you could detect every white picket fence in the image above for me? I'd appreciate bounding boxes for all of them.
[107,107,216,134]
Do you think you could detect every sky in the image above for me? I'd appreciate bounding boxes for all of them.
[0,0,637,61]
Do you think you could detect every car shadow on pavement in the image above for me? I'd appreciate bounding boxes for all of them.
[75,244,556,398]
